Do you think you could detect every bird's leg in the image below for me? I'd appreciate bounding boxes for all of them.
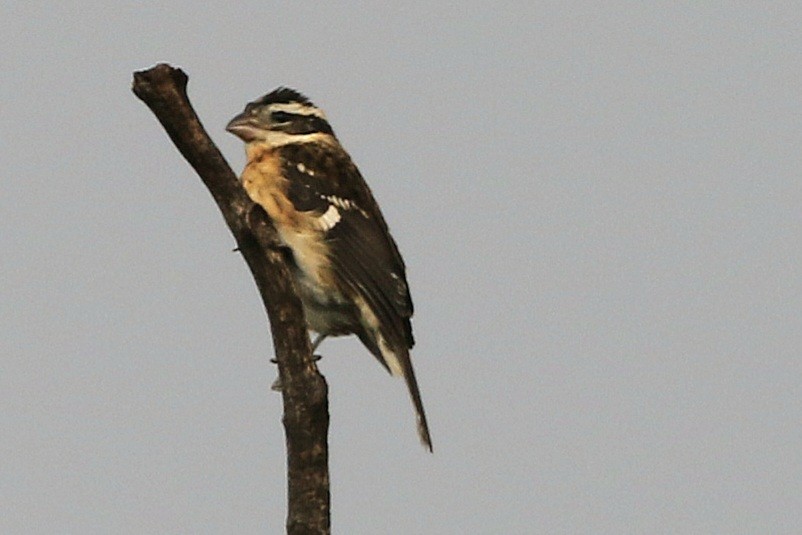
[269,357,283,391]
[311,333,327,354]
[271,334,326,391]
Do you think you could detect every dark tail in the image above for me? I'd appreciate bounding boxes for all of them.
[358,330,432,451]
[399,347,432,451]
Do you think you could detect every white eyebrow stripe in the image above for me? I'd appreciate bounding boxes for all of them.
[269,102,328,119]
[263,130,332,147]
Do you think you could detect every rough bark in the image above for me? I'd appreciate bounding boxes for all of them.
[132,63,330,535]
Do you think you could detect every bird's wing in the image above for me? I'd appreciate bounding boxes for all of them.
[282,142,431,450]
[281,143,414,351]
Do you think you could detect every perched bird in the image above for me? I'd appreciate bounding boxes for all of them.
[226,88,432,450]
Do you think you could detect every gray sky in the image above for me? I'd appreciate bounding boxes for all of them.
[3,2,802,533]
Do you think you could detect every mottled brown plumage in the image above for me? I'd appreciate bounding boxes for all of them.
[227,88,431,450]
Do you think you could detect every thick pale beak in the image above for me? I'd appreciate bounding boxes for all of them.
[225,112,262,142]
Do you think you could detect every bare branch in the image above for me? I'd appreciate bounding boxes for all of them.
[132,63,330,535]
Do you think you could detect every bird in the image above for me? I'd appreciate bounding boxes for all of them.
[226,87,432,451]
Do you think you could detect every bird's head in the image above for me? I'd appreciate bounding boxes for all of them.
[226,87,335,146]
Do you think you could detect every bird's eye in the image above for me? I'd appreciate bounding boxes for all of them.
[271,111,292,123]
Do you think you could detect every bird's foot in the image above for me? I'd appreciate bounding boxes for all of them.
[270,376,283,392]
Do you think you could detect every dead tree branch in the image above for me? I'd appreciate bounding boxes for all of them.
[132,63,330,535]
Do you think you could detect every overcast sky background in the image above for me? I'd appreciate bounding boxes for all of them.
[3,3,802,534]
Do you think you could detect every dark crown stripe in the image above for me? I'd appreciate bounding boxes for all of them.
[257,87,313,106]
